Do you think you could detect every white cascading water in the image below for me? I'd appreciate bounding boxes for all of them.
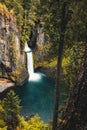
[24,42,34,74]
[27,52,34,75]
[24,42,41,81]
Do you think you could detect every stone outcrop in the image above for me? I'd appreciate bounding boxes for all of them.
[0,9,21,69]
[0,4,29,89]
[35,66,57,80]
[15,68,29,86]
[0,78,15,93]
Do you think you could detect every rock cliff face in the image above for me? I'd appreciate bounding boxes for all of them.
[0,4,28,86]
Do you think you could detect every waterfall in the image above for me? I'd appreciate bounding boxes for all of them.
[24,42,31,52]
[24,42,34,75]
[27,52,34,75]
[24,42,41,81]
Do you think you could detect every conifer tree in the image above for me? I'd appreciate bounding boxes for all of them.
[2,90,21,130]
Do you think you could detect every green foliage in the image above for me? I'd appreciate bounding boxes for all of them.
[20,0,40,50]
[0,127,7,130]
[38,0,87,88]
[9,65,26,83]
[62,43,85,87]
[65,1,87,45]
[2,90,21,129]
[0,92,51,130]
[0,1,87,129]
[19,114,51,130]
[0,120,6,128]
[9,32,18,68]
[0,0,40,51]
[0,102,4,116]
[41,57,57,68]
[0,103,6,128]
[0,3,10,18]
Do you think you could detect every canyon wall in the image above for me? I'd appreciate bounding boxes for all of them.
[0,4,28,86]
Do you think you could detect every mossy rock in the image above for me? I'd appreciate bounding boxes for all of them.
[9,65,29,85]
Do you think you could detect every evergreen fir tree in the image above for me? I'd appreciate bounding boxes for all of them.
[2,90,21,130]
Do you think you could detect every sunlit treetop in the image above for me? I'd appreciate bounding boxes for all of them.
[0,3,11,19]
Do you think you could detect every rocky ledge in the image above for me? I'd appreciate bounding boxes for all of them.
[15,68,29,86]
[0,68,29,93]
[0,78,15,93]
[35,66,57,80]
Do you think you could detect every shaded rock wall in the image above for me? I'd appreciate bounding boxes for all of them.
[0,5,28,86]
[35,66,56,80]
[0,14,22,69]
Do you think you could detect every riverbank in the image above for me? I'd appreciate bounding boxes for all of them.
[0,78,15,93]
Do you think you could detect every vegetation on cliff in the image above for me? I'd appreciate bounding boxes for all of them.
[0,2,29,84]
[0,0,40,51]
[0,3,11,19]
[0,0,87,130]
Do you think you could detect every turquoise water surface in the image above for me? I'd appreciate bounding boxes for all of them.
[0,73,69,122]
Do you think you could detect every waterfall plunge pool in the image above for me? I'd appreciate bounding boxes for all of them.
[0,43,69,122]
[0,72,69,123]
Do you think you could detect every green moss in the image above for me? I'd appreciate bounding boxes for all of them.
[9,32,18,67]
[9,65,25,83]
[10,76,16,82]
[62,57,70,74]
[47,57,57,67]
[35,57,57,68]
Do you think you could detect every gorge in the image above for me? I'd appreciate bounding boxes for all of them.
[0,1,87,129]
[0,5,68,123]
[0,42,69,123]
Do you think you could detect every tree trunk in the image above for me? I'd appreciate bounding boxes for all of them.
[57,43,87,130]
[52,2,68,130]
